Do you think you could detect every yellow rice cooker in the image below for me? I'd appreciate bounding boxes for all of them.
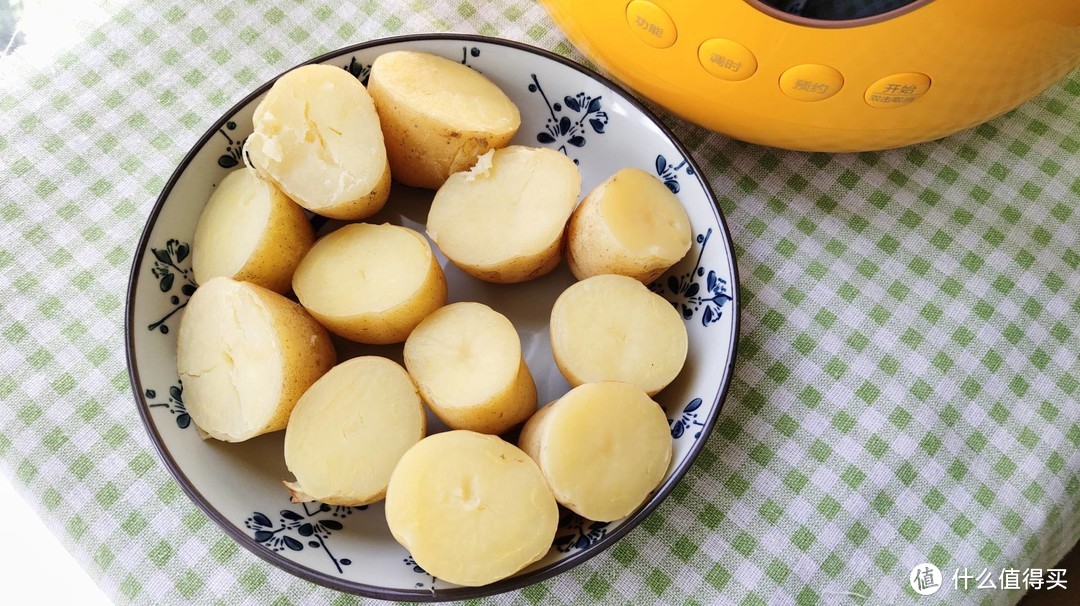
[541,0,1080,152]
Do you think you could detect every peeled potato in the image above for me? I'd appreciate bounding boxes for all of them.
[550,274,687,396]
[567,168,692,283]
[292,223,446,344]
[191,167,314,293]
[404,302,536,435]
[283,357,425,506]
[427,146,581,283]
[385,430,558,587]
[176,277,336,442]
[245,64,390,220]
[519,382,672,522]
[368,50,521,189]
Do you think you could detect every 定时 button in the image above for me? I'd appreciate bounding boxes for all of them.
[779,64,844,102]
[698,38,757,81]
[865,72,931,108]
[625,0,677,49]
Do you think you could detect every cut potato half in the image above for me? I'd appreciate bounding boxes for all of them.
[519,382,672,522]
[283,357,425,506]
[550,274,687,395]
[385,430,558,587]
[567,168,692,283]
[404,302,536,435]
[176,277,336,442]
[192,167,314,293]
[245,64,390,220]
[427,146,581,283]
[368,50,521,189]
[292,223,447,344]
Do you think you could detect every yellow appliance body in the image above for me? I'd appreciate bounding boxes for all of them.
[541,0,1080,152]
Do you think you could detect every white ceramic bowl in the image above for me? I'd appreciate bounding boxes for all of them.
[126,34,739,600]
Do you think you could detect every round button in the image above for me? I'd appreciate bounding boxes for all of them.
[865,72,932,108]
[779,64,844,102]
[698,39,757,82]
[625,0,677,49]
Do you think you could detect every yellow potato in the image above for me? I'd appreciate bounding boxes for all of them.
[292,223,447,344]
[385,430,558,587]
[567,168,692,283]
[191,167,314,293]
[404,302,536,435]
[283,357,425,506]
[427,146,581,283]
[519,382,672,522]
[176,277,336,442]
[245,64,390,220]
[550,274,687,396]
[368,50,521,189]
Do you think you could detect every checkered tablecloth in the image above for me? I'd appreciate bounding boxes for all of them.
[2,1,1079,604]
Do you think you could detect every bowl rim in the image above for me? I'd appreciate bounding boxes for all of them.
[124,32,741,601]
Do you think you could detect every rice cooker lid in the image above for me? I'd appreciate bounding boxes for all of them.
[753,0,927,22]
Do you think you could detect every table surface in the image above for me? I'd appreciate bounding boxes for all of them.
[2,1,1079,604]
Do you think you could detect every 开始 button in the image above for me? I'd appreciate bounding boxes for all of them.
[779,64,844,102]
[625,0,677,49]
[698,38,757,81]
[865,72,931,108]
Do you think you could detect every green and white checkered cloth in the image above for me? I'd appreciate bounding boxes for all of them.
[2,1,1078,604]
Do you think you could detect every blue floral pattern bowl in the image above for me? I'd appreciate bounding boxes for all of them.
[125,34,739,601]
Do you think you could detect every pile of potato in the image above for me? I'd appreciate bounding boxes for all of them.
[175,51,694,587]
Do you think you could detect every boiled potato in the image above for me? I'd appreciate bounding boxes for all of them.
[191,167,314,293]
[385,430,558,587]
[427,146,581,283]
[404,302,536,435]
[283,357,425,506]
[176,277,336,442]
[368,50,521,189]
[292,223,446,344]
[567,168,692,283]
[244,64,390,220]
[519,382,672,522]
[550,274,687,396]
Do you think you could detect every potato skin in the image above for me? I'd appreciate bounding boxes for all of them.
[305,163,391,221]
[255,282,338,433]
[421,356,537,435]
[305,256,446,344]
[368,52,520,189]
[446,232,564,284]
[566,171,691,284]
[517,401,555,463]
[233,181,314,293]
[296,228,448,344]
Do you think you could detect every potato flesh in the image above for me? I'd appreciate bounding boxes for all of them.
[372,51,519,134]
[385,431,558,587]
[550,274,687,395]
[404,302,536,434]
[294,223,433,316]
[284,357,425,506]
[245,64,388,217]
[177,277,339,442]
[601,168,691,259]
[192,168,270,282]
[427,146,580,274]
[519,382,672,522]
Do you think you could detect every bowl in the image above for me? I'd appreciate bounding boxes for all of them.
[125,34,739,601]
